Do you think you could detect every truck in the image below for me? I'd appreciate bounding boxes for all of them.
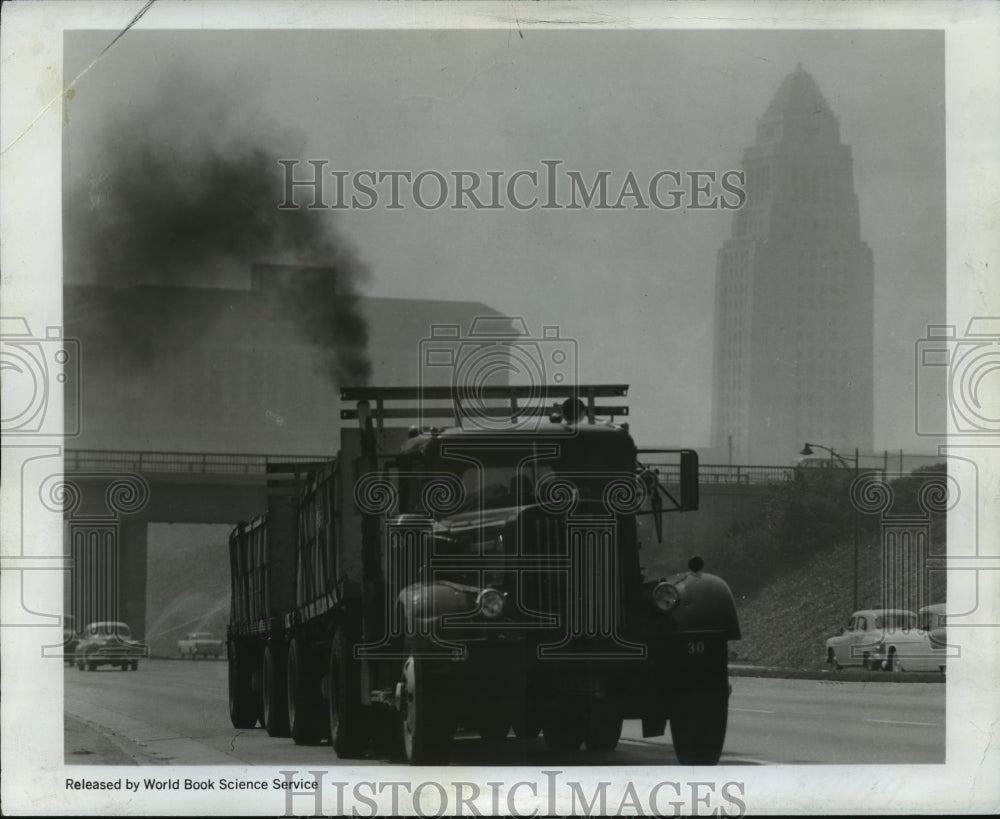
[226,385,740,764]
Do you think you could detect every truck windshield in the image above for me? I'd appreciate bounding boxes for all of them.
[457,465,543,510]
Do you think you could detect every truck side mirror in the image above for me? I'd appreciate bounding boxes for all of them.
[680,450,699,511]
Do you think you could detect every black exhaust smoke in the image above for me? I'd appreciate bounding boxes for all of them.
[64,108,371,386]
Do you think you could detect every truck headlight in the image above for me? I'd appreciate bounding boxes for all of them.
[477,588,505,619]
[652,582,680,612]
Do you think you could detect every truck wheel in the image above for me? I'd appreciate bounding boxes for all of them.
[329,627,369,758]
[228,642,260,729]
[262,642,291,738]
[400,656,454,764]
[287,637,324,745]
[584,699,623,752]
[669,677,729,765]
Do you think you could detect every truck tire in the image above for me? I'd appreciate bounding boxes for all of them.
[668,676,729,765]
[400,656,454,765]
[262,642,291,738]
[287,637,324,745]
[228,642,260,729]
[329,628,368,758]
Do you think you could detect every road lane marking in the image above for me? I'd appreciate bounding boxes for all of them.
[863,718,942,727]
[732,708,776,714]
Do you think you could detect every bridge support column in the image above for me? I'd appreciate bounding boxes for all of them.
[118,522,148,641]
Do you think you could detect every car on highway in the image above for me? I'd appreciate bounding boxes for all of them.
[825,608,917,670]
[176,631,224,659]
[63,615,79,666]
[869,604,948,672]
[75,621,147,671]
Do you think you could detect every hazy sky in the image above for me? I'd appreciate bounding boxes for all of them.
[63,28,945,453]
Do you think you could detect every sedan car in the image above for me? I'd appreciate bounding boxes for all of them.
[825,608,917,670]
[76,621,147,671]
[869,603,948,672]
[176,631,224,659]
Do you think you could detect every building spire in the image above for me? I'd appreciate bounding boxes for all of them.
[761,64,833,122]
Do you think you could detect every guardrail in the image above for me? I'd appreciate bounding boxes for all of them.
[65,449,800,484]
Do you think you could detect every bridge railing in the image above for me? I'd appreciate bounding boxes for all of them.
[72,448,906,486]
[65,449,800,485]
[64,449,327,475]
[643,463,796,485]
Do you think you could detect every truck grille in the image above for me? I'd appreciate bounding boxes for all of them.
[517,514,639,657]
[519,516,566,618]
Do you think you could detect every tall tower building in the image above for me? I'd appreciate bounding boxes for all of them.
[711,65,874,465]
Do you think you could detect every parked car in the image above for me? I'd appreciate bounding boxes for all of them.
[825,608,917,670]
[870,604,948,672]
[176,631,224,659]
[75,621,147,671]
[63,615,79,666]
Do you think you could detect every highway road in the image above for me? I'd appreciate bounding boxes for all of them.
[65,660,944,766]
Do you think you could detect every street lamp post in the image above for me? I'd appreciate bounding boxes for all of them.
[800,442,861,610]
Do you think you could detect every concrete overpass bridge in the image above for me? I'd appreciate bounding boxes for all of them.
[61,449,790,641]
[62,450,322,641]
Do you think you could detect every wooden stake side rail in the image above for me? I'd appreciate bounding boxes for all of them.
[339,384,631,425]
